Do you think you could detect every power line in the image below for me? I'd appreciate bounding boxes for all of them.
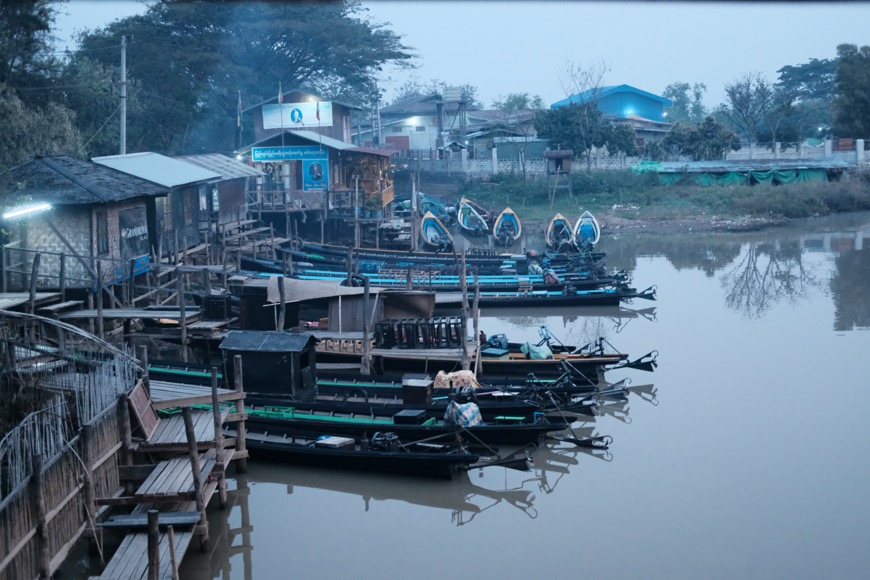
[83,102,122,150]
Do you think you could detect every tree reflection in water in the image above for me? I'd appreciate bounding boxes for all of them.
[720,240,820,318]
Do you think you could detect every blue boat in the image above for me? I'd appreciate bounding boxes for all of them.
[493,207,522,247]
[546,213,574,251]
[457,197,490,237]
[419,211,454,252]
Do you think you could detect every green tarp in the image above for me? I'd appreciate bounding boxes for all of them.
[655,168,829,187]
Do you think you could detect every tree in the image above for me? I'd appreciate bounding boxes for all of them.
[834,43,870,137]
[662,82,707,124]
[0,83,83,170]
[662,116,740,161]
[776,57,836,140]
[492,93,544,111]
[74,0,415,154]
[548,60,612,170]
[0,0,61,96]
[722,73,774,144]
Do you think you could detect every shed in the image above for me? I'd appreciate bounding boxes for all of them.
[219,330,318,397]
[0,156,168,290]
[93,152,221,253]
[176,153,263,227]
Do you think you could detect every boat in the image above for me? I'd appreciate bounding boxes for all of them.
[315,322,654,379]
[456,197,490,237]
[235,426,513,480]
[546,213,574,251]
[434,283,657,308]
[240,399,570,447]
[419,211,454,252]
[493,207,522,247]
[418,192,453,225]
[573,210,601,248]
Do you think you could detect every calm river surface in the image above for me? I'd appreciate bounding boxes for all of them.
[166,212,870,580]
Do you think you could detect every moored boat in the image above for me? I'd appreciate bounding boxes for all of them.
[419,211,454,252]
[457,197,490,237]
[493,207,522,247]
[546,213,574,251]
[573,210,601,248]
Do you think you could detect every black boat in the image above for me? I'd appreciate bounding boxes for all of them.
[236,427,482,479]
[434,283,657,307]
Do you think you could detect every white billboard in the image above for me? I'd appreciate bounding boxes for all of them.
[262,101,333,129]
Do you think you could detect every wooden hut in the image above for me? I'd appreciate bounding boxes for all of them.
[219,330,318,397]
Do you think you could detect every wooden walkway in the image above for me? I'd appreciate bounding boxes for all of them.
[90,377,248,580]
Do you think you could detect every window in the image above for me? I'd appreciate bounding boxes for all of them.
[96,211,108,255]
[392,126,403,133]
[416,126,426,132]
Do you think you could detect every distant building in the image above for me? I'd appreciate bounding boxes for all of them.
[551,84,673,148]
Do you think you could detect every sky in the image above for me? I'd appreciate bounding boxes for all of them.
[52,1,870,109]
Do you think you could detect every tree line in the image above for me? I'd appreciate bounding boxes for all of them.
[1,0,869,170]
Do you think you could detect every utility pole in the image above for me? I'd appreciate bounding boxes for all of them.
[120,35,127,155]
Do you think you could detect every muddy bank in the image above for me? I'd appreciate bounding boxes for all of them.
[521,212,791,237]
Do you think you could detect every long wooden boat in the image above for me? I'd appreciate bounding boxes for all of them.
[434,283,657,308]
[235,427,486,479]
[241,401,569,446]
[456,197,490,237]
[419,211,454,252]
[546,213,574,251]
[573,210,601,248]
[493,207,522,247]
[291,240,607,268]
[418,192,453,225]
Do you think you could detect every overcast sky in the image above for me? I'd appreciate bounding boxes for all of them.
[53,1,870,108]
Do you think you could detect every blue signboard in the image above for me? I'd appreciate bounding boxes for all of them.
[251,145,328,162]
[302,159,329,191]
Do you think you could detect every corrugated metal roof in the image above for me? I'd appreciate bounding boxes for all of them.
[239,130,395,157]
[1,156,168,206]
[219,330,317,352]
[176,153,264,179]
[92,152,221,188]
[551,84,673,109]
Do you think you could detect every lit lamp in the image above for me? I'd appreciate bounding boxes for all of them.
[1,202,52,292]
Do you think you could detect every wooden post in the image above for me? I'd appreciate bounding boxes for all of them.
[459,252,470,370]
[269,225,275,259]
[361,275,371,375]
[128,257,137,306]
[80,424,97,539]
[202,267,211,296]
[59,252,66,300]
[96,261,104,340]
[276,275,285,331]
[1,244,6,293]
[168,525,179,580]
[473,274,481,374]
[147,509,159,580]
[29,455,50,578]
[178,272,188,362]
[139,345,151,393]
[233,354,248,473]
[27,252,40,316]
[211,368,228,509]
[87,291,94,335]
[181,408,209,550]
[118,394,134,494]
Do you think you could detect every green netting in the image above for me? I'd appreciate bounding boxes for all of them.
[657,173,684,185]
[631,161,663,173]
[655,167,828,187]
[716,172,748,185]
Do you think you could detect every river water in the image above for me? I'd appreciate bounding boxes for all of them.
[134,213,870,578]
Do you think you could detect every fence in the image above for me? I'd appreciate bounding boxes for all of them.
[0,311,137,579]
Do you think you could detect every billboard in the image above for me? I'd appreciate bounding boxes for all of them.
[262,101,333,129]
[251,145,328,162]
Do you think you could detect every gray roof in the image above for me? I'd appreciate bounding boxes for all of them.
[263,276,386,304]
[92,152,221,188]
[219,330,317,352]
[176,153,264,180]
[0,156,168,206]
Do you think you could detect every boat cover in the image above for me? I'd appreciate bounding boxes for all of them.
[444,401,483,427]
[520,342,554,360]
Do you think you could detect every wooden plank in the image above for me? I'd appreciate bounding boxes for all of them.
[129,381,159,441]
[100,511,202,529]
